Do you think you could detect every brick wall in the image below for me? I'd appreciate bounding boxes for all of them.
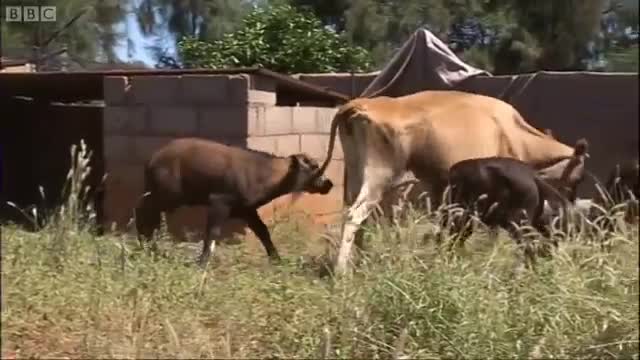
[103,73,344,240]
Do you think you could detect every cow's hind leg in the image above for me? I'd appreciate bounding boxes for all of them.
[199,195,232,267]
[335,168,396,275]
[244,209,281,262]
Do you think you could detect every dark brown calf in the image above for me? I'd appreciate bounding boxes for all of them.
[135,138,334,266]
[441,138,589,247]
[440,157,573,260]
[438,157,569,264]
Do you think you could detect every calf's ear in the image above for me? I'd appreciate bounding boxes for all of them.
[287,154,301,171]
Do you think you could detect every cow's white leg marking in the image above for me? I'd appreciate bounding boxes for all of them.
[335,165,395,275]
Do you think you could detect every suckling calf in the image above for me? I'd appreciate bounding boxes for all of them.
[442,157,575,256]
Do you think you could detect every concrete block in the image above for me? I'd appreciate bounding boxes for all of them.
[134,136,174,163]
[315,107,338,133]
[292,106,318,133]
[198,106,248,138]
[257,202,276,221]
[103,163,144,231]
[300,134,328,160]
[275,135,300,156]
[129,76,181,105]
[228,74,250,105]
[103,106,146,135]
[104,76,129,105]
[148,107,198,136]
[271,193,293,213]
[289,185,343,215]
[104,135,134,163]
[247,136,277,154]
[247,105,267,136]
[248,90,277,106]
[181,75,229,104]
[265,107,293,135]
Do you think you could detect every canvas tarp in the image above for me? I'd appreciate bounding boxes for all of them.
[360,28,490,98]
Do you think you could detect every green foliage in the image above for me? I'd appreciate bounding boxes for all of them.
[606,45,639,72]
[1,0,126,67]
[3,210,638,358]
[344,0,455,67]
[460,47,495,73]
[178,4,373,73]
[494,0,607,71]
[491,26,543,75]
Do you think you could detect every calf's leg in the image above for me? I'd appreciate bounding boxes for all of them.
[135,192,162,246]
[199,196,232,267]
[244,209,280,262]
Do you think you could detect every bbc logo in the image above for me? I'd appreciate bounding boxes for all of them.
[5,6,56,22]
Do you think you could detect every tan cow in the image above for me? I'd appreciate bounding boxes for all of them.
[312,90,590,275]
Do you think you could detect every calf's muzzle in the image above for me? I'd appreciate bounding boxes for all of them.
[308,176,333,194]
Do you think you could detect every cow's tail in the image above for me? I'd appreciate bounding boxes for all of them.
[312,102,362,180]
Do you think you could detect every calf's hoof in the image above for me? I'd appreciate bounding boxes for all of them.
[268,254,282,265]
[198,254,213,269]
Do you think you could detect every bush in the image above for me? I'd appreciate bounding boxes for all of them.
[178,4,373,74]
[606,45,639,72]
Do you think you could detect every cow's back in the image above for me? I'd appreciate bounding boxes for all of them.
[355,90,575,173]
[146,138,279,201]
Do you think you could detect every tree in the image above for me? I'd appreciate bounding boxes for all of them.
[288,0,350,31]
[134,0,253,66]
[342,0,457,66]
[178,4,373,73]
[1,0,126,70]
[599,0,639,72]
[488,0,607,72]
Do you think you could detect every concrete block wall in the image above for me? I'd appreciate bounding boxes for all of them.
[103,73,344,240]
[103,74,255,238]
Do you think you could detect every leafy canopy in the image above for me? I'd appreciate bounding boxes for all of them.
[178,4,373,73]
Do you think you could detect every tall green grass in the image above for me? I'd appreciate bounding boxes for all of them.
[2,142,638,359]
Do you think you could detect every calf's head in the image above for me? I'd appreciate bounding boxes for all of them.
[287,153,334,194]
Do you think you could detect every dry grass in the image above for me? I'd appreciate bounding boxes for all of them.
[2,142,639,359]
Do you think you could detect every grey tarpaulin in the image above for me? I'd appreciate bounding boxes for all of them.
[360,28,491,98]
